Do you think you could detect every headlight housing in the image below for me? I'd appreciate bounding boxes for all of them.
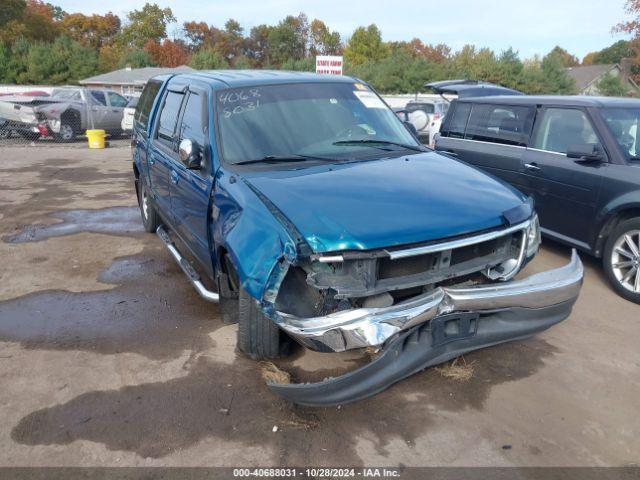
[526,213,541,258]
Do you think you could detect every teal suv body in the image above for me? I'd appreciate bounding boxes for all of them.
[131,71,583,405]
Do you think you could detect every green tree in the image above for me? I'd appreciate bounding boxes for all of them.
[117,48,154,68]
[247,24,272,66]
[540,49,576,93]
[309,19,341,56]
[267,14,308,65]
[189,48,229,69]
[0,0,26,27]
[595,73,630,96]
[21,36,98,84]
[547,45,579,67]
[344,24,389,66]
[120,3,175,49]
[592,40,636,64]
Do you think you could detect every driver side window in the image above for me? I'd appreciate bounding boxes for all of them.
[533,108,600,154]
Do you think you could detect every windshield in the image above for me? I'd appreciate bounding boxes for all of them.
[216,82,420,164]
[52,89,81,101]
[601,107,640,160]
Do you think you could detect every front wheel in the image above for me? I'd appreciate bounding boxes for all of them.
[237,285,291,360]
[56,122,76,142]
[137,177,160,233]
[603,218,640,304]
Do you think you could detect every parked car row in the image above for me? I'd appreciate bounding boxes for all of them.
[0,87,130,141]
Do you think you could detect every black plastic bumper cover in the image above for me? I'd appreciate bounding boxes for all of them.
[268,300,575,406]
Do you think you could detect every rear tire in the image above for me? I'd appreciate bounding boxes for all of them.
[603,217,640,304]
[137,177,160,233]
[237,285,290,360]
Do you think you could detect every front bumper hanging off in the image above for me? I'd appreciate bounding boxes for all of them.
[269,250,583,406]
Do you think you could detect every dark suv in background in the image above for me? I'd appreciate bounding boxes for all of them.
[435,96,640,303]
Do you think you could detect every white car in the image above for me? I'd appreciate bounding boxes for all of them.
[406,100,449,146]
[121,96,138,134]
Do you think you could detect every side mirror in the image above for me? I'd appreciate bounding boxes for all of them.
[179,138,202,169]
[566,144,603,163]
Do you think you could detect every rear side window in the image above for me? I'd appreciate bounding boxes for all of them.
[464,104,533,146]
[135,79,162,131]
[443,102,472,138]
[532,108,600,154]
[179,92,206,147]
[156,91,185,141]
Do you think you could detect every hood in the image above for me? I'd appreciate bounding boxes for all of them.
[242,152,529,253]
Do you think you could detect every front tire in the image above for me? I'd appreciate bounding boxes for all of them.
[56,122,76,142]
[237,286,290,360]
[137,177,160,233]
[603,217,640,304]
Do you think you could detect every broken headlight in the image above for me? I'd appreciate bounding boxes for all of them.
[526,213,541,258]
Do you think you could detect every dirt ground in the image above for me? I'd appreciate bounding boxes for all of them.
[0,146,638,468]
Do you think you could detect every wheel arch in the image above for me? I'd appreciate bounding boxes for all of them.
[594,203,640,257]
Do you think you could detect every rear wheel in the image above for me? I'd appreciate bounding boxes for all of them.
[237,285,290,360]
[137,177,160,233]
[603,217,640,304]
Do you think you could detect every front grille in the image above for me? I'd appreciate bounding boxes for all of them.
[308,227,525,299]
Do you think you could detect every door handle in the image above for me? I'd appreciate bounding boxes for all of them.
[112,109,120,113]
[524,162,541,172]
[170,170,179,185]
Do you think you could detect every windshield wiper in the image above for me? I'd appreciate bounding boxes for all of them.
[235,154,331,165]
[332,139,426,152]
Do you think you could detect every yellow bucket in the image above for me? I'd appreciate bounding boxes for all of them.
[86,129,106,149]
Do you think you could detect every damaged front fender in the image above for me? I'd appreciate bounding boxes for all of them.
[212,169,303,302]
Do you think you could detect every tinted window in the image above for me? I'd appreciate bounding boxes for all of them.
[533,108,600,154]
[179,92,206,146]
[600,107,639,160]
[135,79,162,130]
[90,90,107,106]
[464,104,533,146]
[444,102,472,138]
[107,91,128,107]
[156,91,184,140]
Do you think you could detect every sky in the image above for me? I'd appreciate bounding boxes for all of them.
[53,0,632,61]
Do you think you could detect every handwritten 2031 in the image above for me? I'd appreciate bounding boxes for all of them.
[219,89,261,118]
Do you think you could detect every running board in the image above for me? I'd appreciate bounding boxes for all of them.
[156,226,219,302]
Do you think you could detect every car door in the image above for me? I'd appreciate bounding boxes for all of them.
[88,90,111,129]
[169,86,215,277]
[106,91,128,130]
[147,88,186,225]
[436,101,535,195]
[521,106,605,250]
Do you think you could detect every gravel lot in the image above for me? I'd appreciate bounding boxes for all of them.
[0,146,638,468]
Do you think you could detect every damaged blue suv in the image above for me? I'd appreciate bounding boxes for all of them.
[131,71,583,406]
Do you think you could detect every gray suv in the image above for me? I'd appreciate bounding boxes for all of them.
[435,95,640,303]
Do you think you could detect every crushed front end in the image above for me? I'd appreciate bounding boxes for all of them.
[264,215,583,406]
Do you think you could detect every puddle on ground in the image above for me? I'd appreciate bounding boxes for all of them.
[5,207,143,243]
[0,250,220,360]
[10,338,557,462]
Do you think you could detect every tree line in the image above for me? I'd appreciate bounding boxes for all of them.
[0,0,638,95]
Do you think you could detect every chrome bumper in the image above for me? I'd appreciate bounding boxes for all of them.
[274,250,583,352]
